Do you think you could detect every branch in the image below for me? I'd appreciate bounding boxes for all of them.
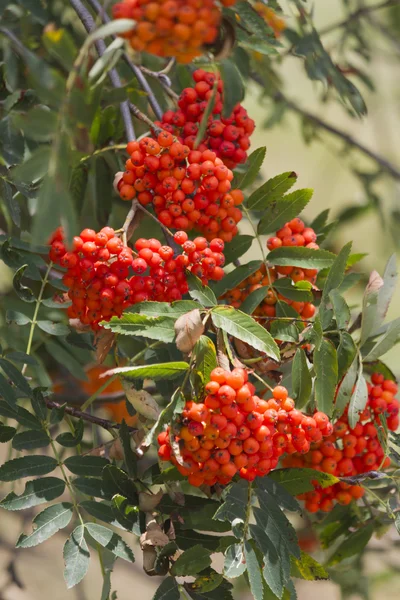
[45,398,137,432]
[70,0,136,140]
[319,0,399,36]
[85,0,164,119]
[275,90,400,181]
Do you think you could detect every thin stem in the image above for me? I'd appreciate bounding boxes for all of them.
[85,0,164,119]
[81,374,119,411]
[242,204,275,288]
[250,370,275,392]
[318,0,399,36]
[273,90,400,181]
[121,200,138,246]
[70,0,135,140]
[129,102,160,132]
[48,432,84,524]
[80,143,127,163]
[45,398,136,432]
[136,202,175,238]
[243,482,253,539]
[22,261,53,375]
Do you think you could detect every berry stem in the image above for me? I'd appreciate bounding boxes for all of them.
[136,202,175,238]
[241,204,275,289]
[249,370,275,393]
[121,200,138,246]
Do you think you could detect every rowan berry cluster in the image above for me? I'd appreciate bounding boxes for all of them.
[112,0,237,63]
[49,228,225,329]
[254,2,286,38]
[116,134,244,241]
[155,69,256,169]
[222,219,319,321]
[284,374,399,513]
[157,371,332,487]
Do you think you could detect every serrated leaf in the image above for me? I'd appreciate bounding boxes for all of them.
[129,300,199,318]
[187,274,218,307]
[102,465,138,503]
[268,247,336,269]
[0,401,42,429]
[13,264,35,303]
[270,319,298,342]
[103,313,176,343]
[256,477,301,514]
[219,59,244,118]
[329,290,351,330]
[314,339,338,417]
[37,320,70,336]
[0,423,16,442]
[73,477,107,499]
[273,278,312,302]
[0,373,18,408]
[258,188,312,234]
[111,495,140,535]
[171,545,211,576]
[268,468,338,495]
[45,340,87,382]
[102,362,189,381]
[240,287,269,315]
[244,541,264,600]
[234,147,266,190]
[223,235,254,265]
[63,525,90,589]
[360,270,384,346]
[335,356,358,419]
[327,523,374,566]
[291,551,329,581]
[247,171,298,212]
[348,371,368,429]
[254,492,300,559]
[64,455,110,477]
[214,480,249,523]
[211,306,280,360]
[249,525,286,598]
[224,544,246,579]
[153,577,180,600]
[1,477,65,510]
[337,332,357,380]
[0,357,32,397]
[291,349,312,410]
[377,254,397,324]
[193,336,217,394]
[16,502,73,548]
[56,419,84,447]
[0,179,20,227]
[321,242,352,301]
[12,429,50,450]
[364,318,400,361]
[12,147,51,184]
[195,81,218,148]
[0,455,57,481]
[213,261,263,298]
[85,523,135,562]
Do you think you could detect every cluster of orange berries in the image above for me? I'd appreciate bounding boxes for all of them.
[155,69,256,169]
[222,218,318,321]
[49,228,225,329]
[116,134,244,241]
[284,374,399,513]
[254,2,286,38]
[112,0,237,63]
[157,370,332,487]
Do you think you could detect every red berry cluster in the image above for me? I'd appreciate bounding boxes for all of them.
[116,134,244,241]
[157,370,332,487]
[284,374,399,513]
[112,0,237,64]
[266,217,320,253]
[155,69,256,169]
[49,228,225,329]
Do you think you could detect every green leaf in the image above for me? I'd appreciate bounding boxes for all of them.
[0,116,24,164]
[247,171,298,212]
[360,270,384,346]
[111,495,140,535]
[257,477,301,514]
[143,389,184,449]
[249,525,286,598]
[13,147,51,184]
[102,465,138,503]
[63,525,90,589]
[153,577,180,600]
[272,278,312,302]
[0,401,42,429]
[335,357,358,419]
[244,541,264,600]
[0,455,57,481]
[270,320,298,342]
[12,429,50,450]
[240,287,269,315]
[16,502,73,548]
[291,349,312,410]
[268,468,339,495]
[195,81,218,148]
[214,480,249,523]
[192,570,223,594]
[0,179,20,227]
[268,247,336,269]
[377,254,397,324]
[102,313,175,342]
[37,320,70,336]
[1,477,65,510]
[171,545,211,576]
[118,419,137,478]
[73,477,107,499]
[254,493,300,559]
[337,332,357,380]
[13,105,57,142]
[85,523,135,562]
[321,242,352,301]
[42,27,77,70]
[80,500,118,527]
[348,371,368,429]
[314,339,338,417]
[223,235,254,265]
[56,419,84,448]
[0,373,18,408]
[192,336,217,395]
[219,59,244,118]
[129,300,199,318]
[329,290,351,330]
[364,318,400,361]
[0,423,16,442]
[104,362,189,381]
[212,261,263,298]
[64,456,110,477]
[224,544,246,579]
[211,306,280,361]
[44,340,87,382]
[327,523,374,566]
[233,147,266,190]
[291,551,329,581]
[6,310,31,326]
[187,273,218,307]
[258,188,313,235]
[13,264,35,303]
[0,357,32,397]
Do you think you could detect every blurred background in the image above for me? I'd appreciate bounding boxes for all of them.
[1,0,400,598]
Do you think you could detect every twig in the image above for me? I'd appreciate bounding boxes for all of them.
[318,0,400,36]
[274,90,400,181]
[70,0,136,140]
[45,398,137,432]
[139,60,180,102]
[136,202,175,238]
[85,0,164,119]
[121,199,138,246]
[129,102,160,132]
